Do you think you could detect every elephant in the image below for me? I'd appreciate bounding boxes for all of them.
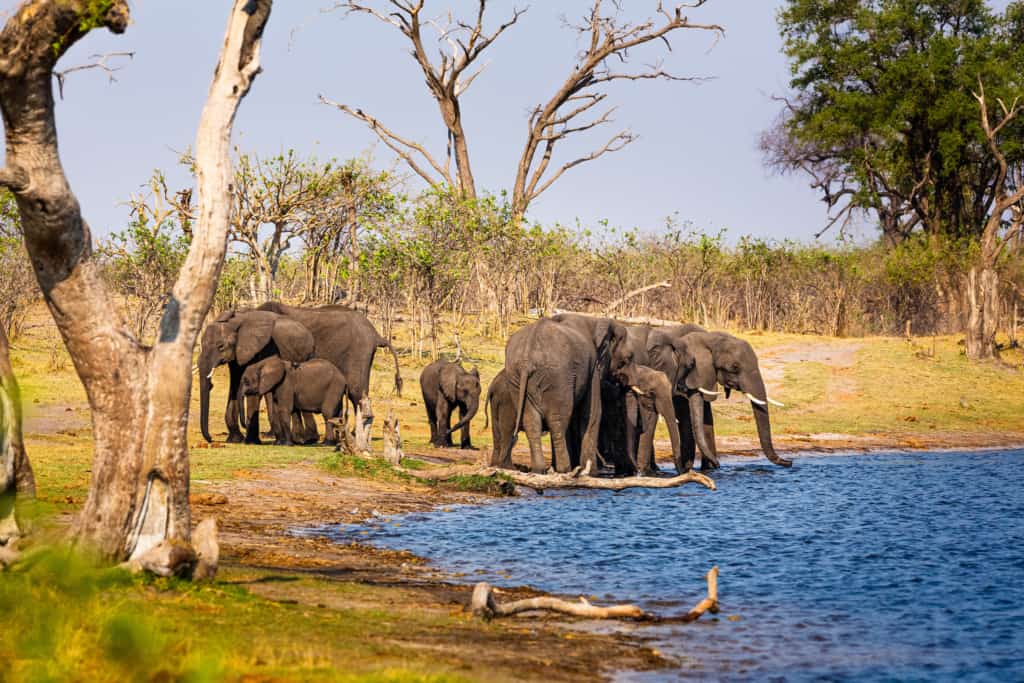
[238,357,349,446]
[485,369,521,469]
[419,359,481,449]
[655,324,792,470]
[198,309,316,444]
[199,302,403,444]
[502,313,635,474]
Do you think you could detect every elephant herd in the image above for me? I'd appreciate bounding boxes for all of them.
[485,313,791,475]
[199,302,401,446]
[199,304,788,475]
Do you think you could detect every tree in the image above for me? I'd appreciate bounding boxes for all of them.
[0,0,272,568]
[0,190,37,339]
[765,0,1024,358]
[231,149,343,303]
[102,171,193,341]
[324,1,721,223]
[300,158,399,305]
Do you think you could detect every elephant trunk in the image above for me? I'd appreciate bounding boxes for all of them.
[752,401,792,467]
[198,347,219,443]
[446,395,479,436]
[688,392,719,470]
[747,374,791,467]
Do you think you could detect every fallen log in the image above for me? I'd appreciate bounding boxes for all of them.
[471,565,720,623]
[475,467,716,491]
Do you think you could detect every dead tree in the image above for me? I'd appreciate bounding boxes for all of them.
[324,0,526,199]
[511,1,722,222]
[0,0,272,569]
[967,82,1024,359]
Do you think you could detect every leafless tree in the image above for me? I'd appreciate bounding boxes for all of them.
[324,1,721,222]
[966,82,1024,359]
[0,0,271,569]
[323,0,526,199]
[511,1,721,221]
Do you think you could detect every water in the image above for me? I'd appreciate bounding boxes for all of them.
[314,450,1024,681]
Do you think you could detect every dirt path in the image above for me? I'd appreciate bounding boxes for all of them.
[758,340,860,399]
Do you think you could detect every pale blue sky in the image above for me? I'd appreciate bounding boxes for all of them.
[0,1,1006,244]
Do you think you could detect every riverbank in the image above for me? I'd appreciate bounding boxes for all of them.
[6,307,1024,680]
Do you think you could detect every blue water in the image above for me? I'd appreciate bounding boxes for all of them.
[318,450,1024,681]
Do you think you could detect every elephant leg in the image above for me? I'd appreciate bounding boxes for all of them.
[436,400,453,448]
[636,402,658,477]
[423,391,439,446]
[457,404,473,449]
[244,394,262,445]
[226,363,244,443]
[549,416,572,474]
[700,402,719,472]
[300,412,319,445]
[523,406,546,474]
[673,395,696,473]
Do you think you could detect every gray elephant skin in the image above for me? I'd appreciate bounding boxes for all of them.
[198,309,316,443]
[239,357,348,446]
[199,302,402,443]
[419,359,481,449]
[500,313,636,474]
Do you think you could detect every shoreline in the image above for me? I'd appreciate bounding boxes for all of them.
[194,436,1024,681]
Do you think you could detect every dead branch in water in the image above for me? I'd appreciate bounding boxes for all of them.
[471,565,720,622]
[476,467,716,491]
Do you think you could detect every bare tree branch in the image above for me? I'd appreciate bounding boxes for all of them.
[53,50,133,99]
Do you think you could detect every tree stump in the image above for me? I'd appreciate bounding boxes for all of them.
[354,397,373,453]
[382,414,403,466]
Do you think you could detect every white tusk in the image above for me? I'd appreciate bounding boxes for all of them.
[207,368,216,379]
[767,398,786,408]
[630,385,645,395]
[745,392,767,406]
[698,387,719,397]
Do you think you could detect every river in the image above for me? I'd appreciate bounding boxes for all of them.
[313,449,1024,681]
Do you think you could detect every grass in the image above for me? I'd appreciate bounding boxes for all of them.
[1,548,482,682]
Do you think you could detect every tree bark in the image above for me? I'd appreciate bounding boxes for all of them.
[965,266,1000,359]
[0,0,271,565]
[0,323,33,554]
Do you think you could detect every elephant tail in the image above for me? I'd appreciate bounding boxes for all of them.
[379,337,403,397]
[484,385,491,430]
[511,364,530,440]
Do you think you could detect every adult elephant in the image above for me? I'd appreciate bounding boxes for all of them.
[503,313,638,474]
[599,324,716,476]
[655,325,792,470]
[199,303,402,443]
[198,310,315,443]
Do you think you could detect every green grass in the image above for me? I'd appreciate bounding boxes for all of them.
[1,548,481,682]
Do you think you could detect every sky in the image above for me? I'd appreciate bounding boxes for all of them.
[0,0,999,246]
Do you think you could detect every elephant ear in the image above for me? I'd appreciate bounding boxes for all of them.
[441,364,458,399]
[235,312,278,365]
[272,318,315,362]
[469,365,480,379]
[257,358,287,395]
[677,335,716,393]
[214,310,236,324]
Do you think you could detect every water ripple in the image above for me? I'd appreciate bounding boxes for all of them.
[315,450,1024,682]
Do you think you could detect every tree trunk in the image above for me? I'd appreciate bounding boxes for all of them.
[965,266,1000,360]
[0,0,271,566]
[1,323,33,553]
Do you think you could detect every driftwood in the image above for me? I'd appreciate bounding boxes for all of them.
[476,467,716,492]
[471,565,720,623]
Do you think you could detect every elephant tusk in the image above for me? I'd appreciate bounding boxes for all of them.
[207,368,216,379]
[767,397,786,408]
[630,385,646,396]
[698,387,719,397]
[745,392,768,406]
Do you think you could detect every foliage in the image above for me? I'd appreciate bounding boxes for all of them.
[98,206,191,342]
[767,0,1024,244]
[0,190,38,339]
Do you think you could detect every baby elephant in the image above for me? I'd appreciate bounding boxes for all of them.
[239,357,348,446]
[420,359,481,449]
